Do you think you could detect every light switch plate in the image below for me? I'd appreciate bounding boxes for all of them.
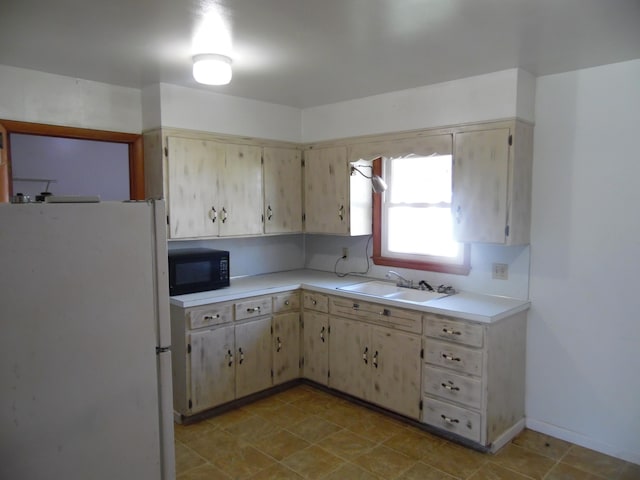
[492,263,509,280]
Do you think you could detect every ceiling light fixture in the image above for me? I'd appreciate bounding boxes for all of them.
[192,53,232,85]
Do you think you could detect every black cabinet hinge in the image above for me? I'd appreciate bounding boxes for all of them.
[328,370,331,378]
[301,158,305,167]
[164,146,168,157]
[419,400,423,411]
[187,343,191,354]
[270,369,274,378]
[420,348,424,359]
[188,399,192,409]
[508,134,513,146]
[166,215,169,226]
[270,325,273,334]
[302,213,306,223]
[505,225,510,237]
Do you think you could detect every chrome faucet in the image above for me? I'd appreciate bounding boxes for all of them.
[385,270,413,288]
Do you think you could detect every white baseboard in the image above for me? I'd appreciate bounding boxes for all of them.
[526,417,640,465]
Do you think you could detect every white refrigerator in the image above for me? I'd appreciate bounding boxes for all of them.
[0,200,175,480]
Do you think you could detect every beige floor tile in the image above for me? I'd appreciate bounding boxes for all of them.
[470,462,534,480]
[619,462,640,480]
[255,403,309,428]
[208,407,257,429]
[510,429,573,460]
[187,429,243,462]
[491,444,556,480]
[352,445,416,479]
[245,394,287,416]
[290,393,340,414]
[281,445,345,479]
[284,415,343,443]
[561,445,628,478]
[174,419,220,443]
[383,428,443,460]
[544,462,606,480]
[322,462,383,480]
[211,444,277,479]
[273,385,318,404]
[421,442,488,479]
[245,463,303,479]
[174,442,207,474]
[345,410,408,444]
[177,463,231,480]
[316,429,376,460]
[319,402,370,429]
[221,414,281,441]
[250,429,310,460]
[397,462,458,479]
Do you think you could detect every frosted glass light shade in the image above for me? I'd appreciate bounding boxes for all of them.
[192,54,232,85]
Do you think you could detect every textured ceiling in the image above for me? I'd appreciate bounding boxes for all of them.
[1,0,639,108]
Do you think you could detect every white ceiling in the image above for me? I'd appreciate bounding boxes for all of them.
[1,0,639,108]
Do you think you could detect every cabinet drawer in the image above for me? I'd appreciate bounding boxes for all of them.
[424,340,483,376]
[422,397,481,443]
[187,303,233,329]
[424,314,484,348]
[273,292,300,313]
[423,365,482,409]
[330,297,422,334]
[303,292,329,313]
[235,297,272,320]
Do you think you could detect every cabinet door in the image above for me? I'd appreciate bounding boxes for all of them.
[219,144,263,236]
[453,129,510,243]
[329,317,370,400]
[166,136,223,238]
[188,325,235,413]
[263,147,303,234]
[302,311,329,385]
[304,146,349,234]
[370,327,422,419]
[273,312,300,385]
[235,317,273,398]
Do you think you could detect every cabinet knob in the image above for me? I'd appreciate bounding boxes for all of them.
[209,206,217,223]
[372,350,379,368]
[221,207,228,223]
[276,337,282,352]
[284,300,290,306]
[267,205,273,221]
[238,347,244,364]
[226,349,233,367]
[312,299,317,305]
[320,326,325,343]
[362,346,368,364]
[338,204,345,221]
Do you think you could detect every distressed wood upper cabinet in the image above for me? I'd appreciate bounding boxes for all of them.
[453,121,533,245]
[157,135,263,239]
[304,146,372,235]
[263,147,303,234]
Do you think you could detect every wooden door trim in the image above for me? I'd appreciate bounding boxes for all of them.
[0,120,144,202]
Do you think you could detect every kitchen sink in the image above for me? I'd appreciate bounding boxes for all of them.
[337,281,448,304]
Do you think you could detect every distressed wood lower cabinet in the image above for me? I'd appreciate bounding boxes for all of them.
[301,292,330,385]
[328,296,423,420]
[171,287,526,451]
[421,311,527,451]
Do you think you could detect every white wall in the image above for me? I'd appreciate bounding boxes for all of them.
[301,68,536,143]
[0,65,142,133]
[156,83,302,142]
[528,59,640,463]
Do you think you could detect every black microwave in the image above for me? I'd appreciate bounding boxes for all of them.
[168,248,230,296]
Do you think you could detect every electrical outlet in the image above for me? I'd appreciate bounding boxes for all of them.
[492,263,509,280]
[342,247,349,259]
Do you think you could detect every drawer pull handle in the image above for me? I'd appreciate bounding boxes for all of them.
[267,205,273,221]
[378,308,390,316]
[362,346,368,364]
[284,300,290,306]
[338,204,345,221]
[312,299,317,305]
[226,349,233,367]
[373,350,379,368]
[442,328,462,336]
[442,382,460,391]
[442,353,461,362]
[246,307,261,313]
[221,207,228,223]
[352,303,360,310]
[441,414,459,425]
[320,326,325,343]
[204,314,220,320]
[276,337,282,352]
[209,206,217,223]
[238,347,244,364]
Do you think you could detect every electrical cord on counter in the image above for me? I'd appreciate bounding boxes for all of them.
[334,235,373,278]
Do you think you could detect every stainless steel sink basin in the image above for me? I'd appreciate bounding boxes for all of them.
[337,281,448,305]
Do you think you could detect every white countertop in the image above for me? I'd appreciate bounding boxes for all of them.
[171,269,530,323]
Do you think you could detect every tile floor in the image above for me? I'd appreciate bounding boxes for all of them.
[174,384,639,480]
